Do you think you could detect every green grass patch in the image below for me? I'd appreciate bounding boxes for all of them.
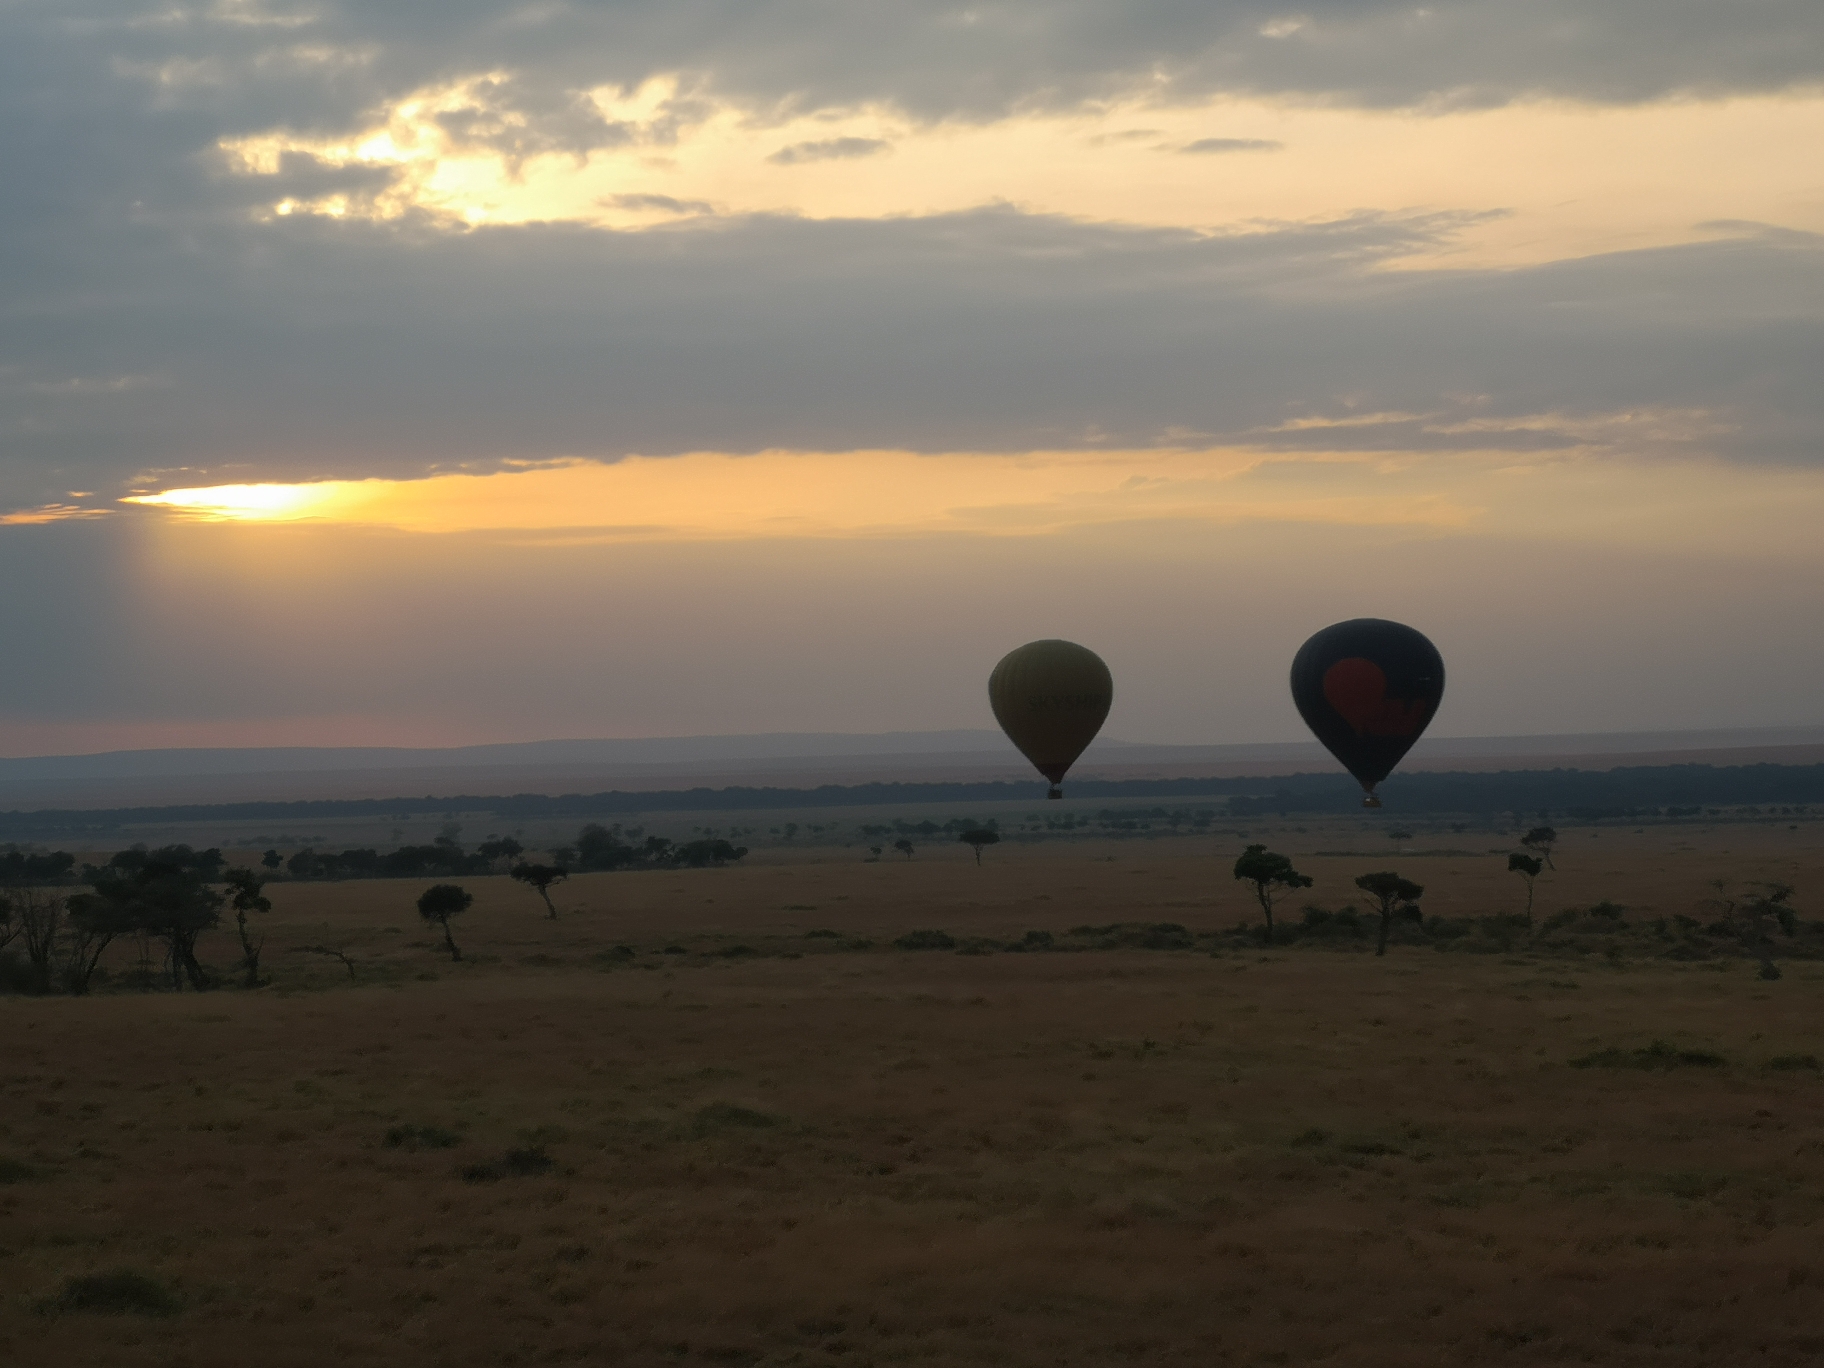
[1570,1040,1726,1070]
[893,930,956,951]
[38,1270,180,1318]
[0,1157,43,1184]
[1769,1054,1822,1072]
[384,1124,461,1150]
[693,1102,783,1135]
[460,1145,554,1183]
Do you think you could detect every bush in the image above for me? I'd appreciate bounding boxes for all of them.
[38,1270,181,1317]
[1298,906,1368,940]
[1769,1054,1822,1072]
[384,1124,460,1150]
[1067,922,1193,949]
[1570,1040,1726,1070]
[461,1146,554,1182]
[693,1103,781,1135]
[893,929,957,951]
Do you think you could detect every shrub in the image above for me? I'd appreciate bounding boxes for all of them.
[1570,1040,1726,1070]
[384,1124,460,1150]
[38,1270,180,1317]
[503,1146,554,1175]
[893,929,956,951]
[1769,1054,1822,1072]
[693,1103,781,1135]
[0,1157,42,1184]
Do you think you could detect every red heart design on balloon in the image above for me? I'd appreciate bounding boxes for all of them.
[1323,657,1433,738]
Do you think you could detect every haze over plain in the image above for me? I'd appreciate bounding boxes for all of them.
[4,2,1822,756]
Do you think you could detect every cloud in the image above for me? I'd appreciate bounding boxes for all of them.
[1179,137,1284,153]
[2,200,1820,513]
[598,192,717,215]
[1,3,1821,517]
[768,136,893,165]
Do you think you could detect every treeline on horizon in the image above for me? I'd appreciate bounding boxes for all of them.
[0,823,749,887]
[5,762,1824,835]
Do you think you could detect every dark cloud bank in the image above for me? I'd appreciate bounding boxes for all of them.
[2,2,1823,511]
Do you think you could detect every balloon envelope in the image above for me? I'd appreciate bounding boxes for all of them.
[989,639,1112,798]
[1290,619,1444,804]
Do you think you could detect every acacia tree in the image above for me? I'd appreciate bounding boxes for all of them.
[958,829,1000,865]
[1705,879,1796,981]
[509,863,567,919]
[85,846,226,991]
[1232,844,1313,945]
[63,891,140,994]
[1507,852,1544,928]
[223,868,272,987]
[417,884,473,961]
[893,839,915,860]
[1354,871,1425,957]
[14,890,64,993]
[1521,826,1558,870]
[479,838,524,871]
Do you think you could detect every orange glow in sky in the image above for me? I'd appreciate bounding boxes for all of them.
[119,443,1824,567]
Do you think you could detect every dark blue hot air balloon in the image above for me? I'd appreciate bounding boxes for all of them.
[1290,619,1444,807]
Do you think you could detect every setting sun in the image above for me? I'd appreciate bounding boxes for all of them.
[124,482,376,523]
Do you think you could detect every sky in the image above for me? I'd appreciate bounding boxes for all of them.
[2,1,1823,756]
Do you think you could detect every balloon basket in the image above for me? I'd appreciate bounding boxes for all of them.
[1361,794,1382,809]
[1047,786,1063,800]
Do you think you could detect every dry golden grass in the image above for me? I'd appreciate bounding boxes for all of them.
[4,829,1824,1365]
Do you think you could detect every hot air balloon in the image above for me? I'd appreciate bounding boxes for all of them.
[1290,619,1444,808]
[989,639,1112,799]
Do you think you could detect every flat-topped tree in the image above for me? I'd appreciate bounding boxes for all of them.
[1354,871,1425,957]
[1521,826,1558,870]
[958,829,1000,865]
[510,863,568,919]
[1232,844,1312,945]
[417,884,473,961]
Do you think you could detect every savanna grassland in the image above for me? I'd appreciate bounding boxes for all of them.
[5,825,1824,1366]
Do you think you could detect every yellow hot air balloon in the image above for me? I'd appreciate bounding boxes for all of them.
[988,639,1112,799]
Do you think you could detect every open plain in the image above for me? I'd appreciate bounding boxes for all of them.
[5,824,1824,1365]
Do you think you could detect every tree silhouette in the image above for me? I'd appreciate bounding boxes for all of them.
[958,829,1000,865]
[86,848,225,990]
[223,867,272,987]
[62,891,137,995]
[13,890,63,993]
[479,837,524,870]
[1354,871,1425,957]
[1232,844,1312,945]
[417,884,473,961]
[509,863,568,919]
[260,849,283,870]
[1521,826,1558,870]
[893,838,915,860]
[1507,853,1543,928]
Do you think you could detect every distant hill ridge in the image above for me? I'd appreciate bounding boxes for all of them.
[7,724,1824,779]
[4,760,1824,838]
